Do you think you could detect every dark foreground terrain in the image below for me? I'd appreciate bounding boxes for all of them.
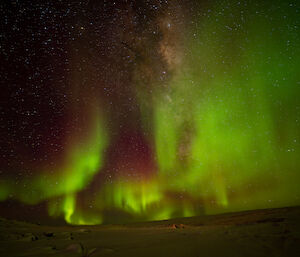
[1,206,300,257]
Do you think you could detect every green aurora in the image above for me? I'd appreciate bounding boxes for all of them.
[0,1,299,224]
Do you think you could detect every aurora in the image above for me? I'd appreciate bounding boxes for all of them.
[0,0,299,225]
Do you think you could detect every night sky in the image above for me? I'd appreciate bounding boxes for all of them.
[0,0,299,225]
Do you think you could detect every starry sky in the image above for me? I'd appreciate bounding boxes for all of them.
[0,0,299,225]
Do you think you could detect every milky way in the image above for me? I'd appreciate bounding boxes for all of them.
[0,0,299,224]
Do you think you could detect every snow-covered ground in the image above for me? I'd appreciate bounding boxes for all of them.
[1,206,299,257]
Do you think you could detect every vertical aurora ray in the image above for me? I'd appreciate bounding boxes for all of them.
[98,179,162,215]
[48,193,103,225]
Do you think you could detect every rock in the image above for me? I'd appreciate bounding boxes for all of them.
[20,233,38,241]
[43,232,54,237]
